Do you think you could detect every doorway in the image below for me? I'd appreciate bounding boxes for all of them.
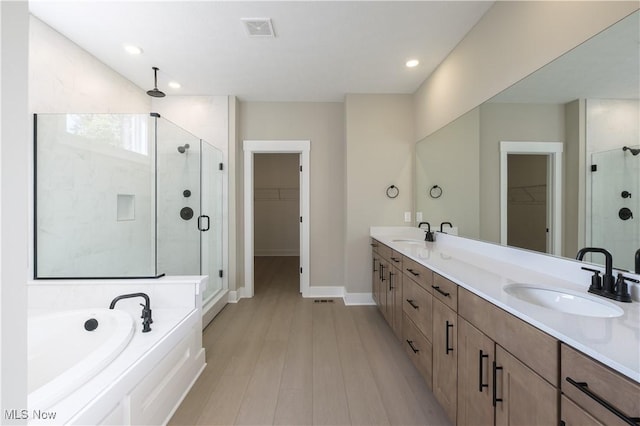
[500,141,563,255]
[243,140,310,298]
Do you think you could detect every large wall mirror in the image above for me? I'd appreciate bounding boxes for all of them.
[415,10,639,271]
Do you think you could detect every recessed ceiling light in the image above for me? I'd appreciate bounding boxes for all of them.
[168,81,181,89]
[406,59,420,68]
[123,44,143,55]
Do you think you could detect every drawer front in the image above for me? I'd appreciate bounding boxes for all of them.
[376,242,393,262]
[370,238,380,253]
[561,344,640,426]
[561,395,604,426]
[432,273,458,311]
[403,256,433,291]
[458,287,558,386]
[389,250,403,270]
[402,275,433,340]
[403,313,433,386]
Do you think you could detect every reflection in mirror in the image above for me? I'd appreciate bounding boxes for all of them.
[415,11,639,271]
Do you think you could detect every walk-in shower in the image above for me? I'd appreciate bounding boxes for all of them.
[34,113,225,312]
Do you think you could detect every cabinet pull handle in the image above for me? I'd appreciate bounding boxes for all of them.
[406,340,419,353]
[406,299,419,310]
[370,243,378,247]
[492,361,503,407]
[406,268,420,277]
[380,265,385,282]
[389,272,394,290]
[478,350,489,392]
[432,285,451,297]
[566,377,640,426]
[373,259,378,273]
[391,256,401,263]
[445,321,454,354]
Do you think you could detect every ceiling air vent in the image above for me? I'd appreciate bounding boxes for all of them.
[241,18,275,38]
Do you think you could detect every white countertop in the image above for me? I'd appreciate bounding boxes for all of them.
[371,227,640,383]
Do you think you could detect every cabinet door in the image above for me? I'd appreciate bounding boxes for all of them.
[378,259,388,314]
[372,252,379,304]
[432,298,457,424]
[390,265,403,339]
[494,345,558,426]
[457,318,494,426]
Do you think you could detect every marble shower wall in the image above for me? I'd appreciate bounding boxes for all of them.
[35,114,155,277]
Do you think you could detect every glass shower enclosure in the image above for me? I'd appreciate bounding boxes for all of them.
[34,113,224,309]
[588,145,640,271]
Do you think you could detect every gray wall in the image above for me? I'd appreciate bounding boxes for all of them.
[414,1,638,140]
[415,107,480,238]
[345,94,414,294]
[238,102,345,289]
[479,103,565,243]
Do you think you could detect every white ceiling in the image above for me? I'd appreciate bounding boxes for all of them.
[29,1,494,102]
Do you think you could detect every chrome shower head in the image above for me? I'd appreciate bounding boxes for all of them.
[147,67,166,98]
[623,146,640,156]
[177,144,190,154]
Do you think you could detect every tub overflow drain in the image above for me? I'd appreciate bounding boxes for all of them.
[84,318,99,331]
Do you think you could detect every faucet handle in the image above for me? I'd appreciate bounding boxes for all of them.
[614,273,638,303]
[581,267,602,294]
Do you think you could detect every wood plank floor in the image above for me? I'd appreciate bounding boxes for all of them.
[169,256,451,426]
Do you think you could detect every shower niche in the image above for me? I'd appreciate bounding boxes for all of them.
[34,113,225,306]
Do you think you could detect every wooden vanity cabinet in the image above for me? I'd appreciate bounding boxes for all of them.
[431,274,458,424]
[370,239,402,340]
[387,253,403,339]
[561,344,640,426]
[432,298,458,424]
[458,287,559,426]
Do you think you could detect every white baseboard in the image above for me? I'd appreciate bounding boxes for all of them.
[254,249,300,256]
[202,290,229,328]
[344,292,375,306]
[228,287,247,303]
[303,286,344,299]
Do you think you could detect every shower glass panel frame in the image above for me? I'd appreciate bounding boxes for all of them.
[34,113,226,294]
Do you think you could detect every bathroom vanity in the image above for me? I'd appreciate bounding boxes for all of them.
[371,227,640,425]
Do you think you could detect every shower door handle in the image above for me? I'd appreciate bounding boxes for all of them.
[198,215,210,232]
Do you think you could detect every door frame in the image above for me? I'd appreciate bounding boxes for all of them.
[499,141,563,256]
[243,140,310,298]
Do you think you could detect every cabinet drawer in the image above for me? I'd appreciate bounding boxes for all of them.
[402,275,433,340]
[561,344,640,426]
[561,395,603,426]
[403,313,433,386]
[432,273,457,311]
[389,250,403,270]
[370,238,381,253]
[376,242,393,262]
[402,256,433,291]
[458,287,558,386]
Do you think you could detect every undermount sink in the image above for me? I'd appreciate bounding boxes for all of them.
[503,284,624,318]
[391,239,425,246]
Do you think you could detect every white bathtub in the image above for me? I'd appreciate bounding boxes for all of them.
[28,309,135,410]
